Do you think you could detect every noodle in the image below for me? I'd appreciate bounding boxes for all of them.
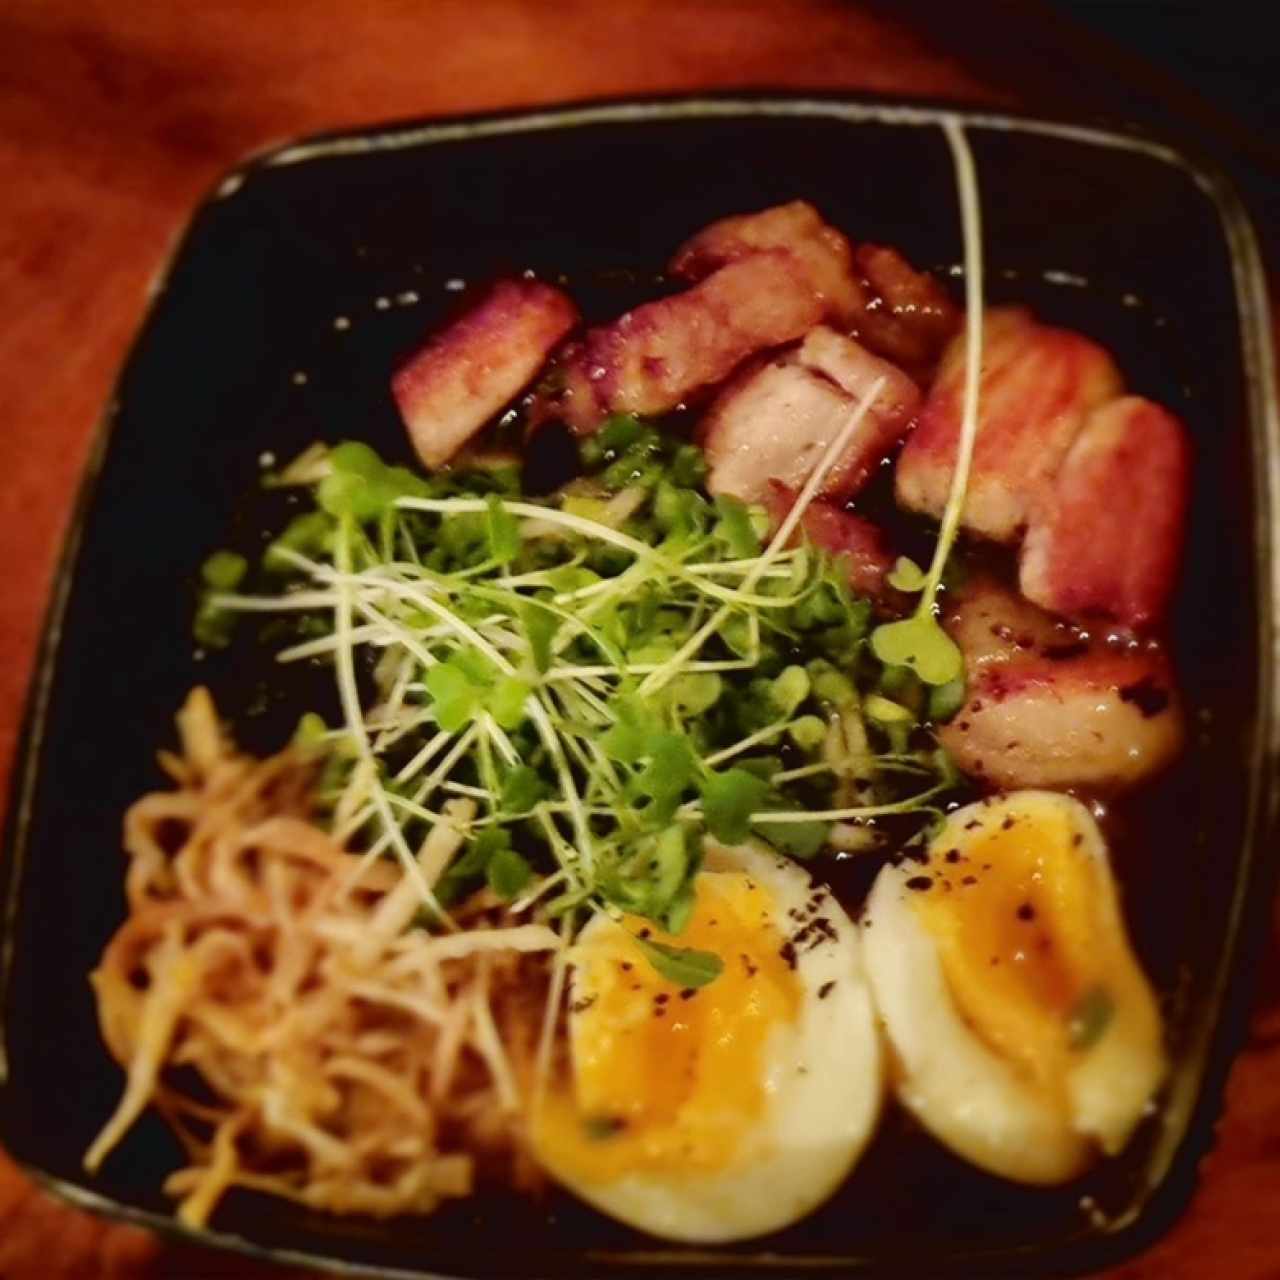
[87,688,557,1226]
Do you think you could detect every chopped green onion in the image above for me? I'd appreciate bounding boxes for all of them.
[1068,986,1115,1051]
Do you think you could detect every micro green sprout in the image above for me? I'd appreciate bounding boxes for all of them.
[871,119,983,692]
[203,409,962,980]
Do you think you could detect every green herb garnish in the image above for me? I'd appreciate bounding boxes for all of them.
[194,549,249,647]
[486,845,534,900]
[203,419,962,983]
[634,937,725,989]
[582,1115,627,1140]
[871,119,985,689]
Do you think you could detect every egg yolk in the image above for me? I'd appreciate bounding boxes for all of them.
[532,871,801,1182]
[911,801,1146,1099]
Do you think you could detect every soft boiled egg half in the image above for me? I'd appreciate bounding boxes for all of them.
[862,790,1166,1184]
[529,839,883,1242]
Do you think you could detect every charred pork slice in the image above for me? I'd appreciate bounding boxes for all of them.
[896,307,1123,543]
[668,199,863,323]
[550,251,823,434]
[1020,396,1191,630]
[851,243,961,375]
[940,573,1082,672]
[392,280,578,470]
[765,482,895,599]
[701,326,919,504]
[938,576,1184,791]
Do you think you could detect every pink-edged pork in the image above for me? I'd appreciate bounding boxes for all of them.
[937,576,1184,791]
[700,326,920,504]
[392,280,578,469]
[547,252,824,434]
[764,482,896,600]
[895,307,1124,543]
[668,199,863,324]
[1019,396,1191,630]
[850,243,960,376]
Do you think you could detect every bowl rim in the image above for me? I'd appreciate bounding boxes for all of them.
[3,88,1278,1279]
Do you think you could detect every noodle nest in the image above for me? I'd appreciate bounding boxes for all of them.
[87,689,556,1227]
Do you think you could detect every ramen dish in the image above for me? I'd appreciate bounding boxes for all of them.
[85,121,1190,1243]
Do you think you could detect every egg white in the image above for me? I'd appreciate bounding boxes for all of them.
[531,839,883,1243]
[861,791,1166,1184]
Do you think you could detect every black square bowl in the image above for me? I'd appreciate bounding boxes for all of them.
[2,95,1278,1278]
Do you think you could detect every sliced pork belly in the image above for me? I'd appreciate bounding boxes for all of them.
[895,307,1124,543]
[700,358,847,502]
[764,482,895,599]
[669,200,863,324]
[850,244,961,375]
[1020,397,1191,630]
[939,649,1185,791]
[941,573,1085,671]
[549,252,823,434]
[700,327,920,504]
[392,280,578,469]
[937,577,1184,791]
[671,203,959,376]
[798,325,920,417]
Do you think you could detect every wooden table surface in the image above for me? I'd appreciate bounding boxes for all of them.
[2,2,1277,1276]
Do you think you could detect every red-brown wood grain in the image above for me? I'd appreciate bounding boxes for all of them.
[1,3,1276,1276]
